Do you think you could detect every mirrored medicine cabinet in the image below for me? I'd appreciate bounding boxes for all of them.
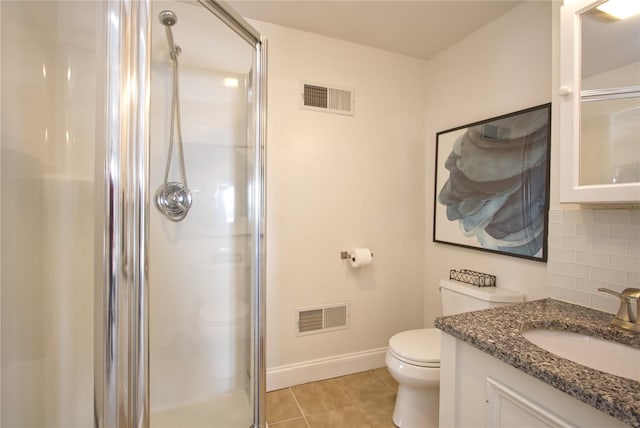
[559,0,640,203]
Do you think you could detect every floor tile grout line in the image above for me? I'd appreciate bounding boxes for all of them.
[268,370,397,427]
[335,375,358,406]
[268,416,307,426]
[336,369,397,409]
[372,368,396,393]
[288,386,311,428]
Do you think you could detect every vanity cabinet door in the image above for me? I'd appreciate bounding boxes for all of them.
[559,0,640,203]
[485,377,578,428]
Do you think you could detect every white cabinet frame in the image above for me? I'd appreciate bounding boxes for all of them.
[559,0,640,203]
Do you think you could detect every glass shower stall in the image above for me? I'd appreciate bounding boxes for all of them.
[0,0,266,426]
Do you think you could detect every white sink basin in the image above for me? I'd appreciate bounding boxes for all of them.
[522,329,640,381]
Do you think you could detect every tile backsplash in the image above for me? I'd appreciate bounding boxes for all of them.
[548,208,640,314]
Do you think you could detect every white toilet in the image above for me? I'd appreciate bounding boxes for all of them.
[385,279,525,427]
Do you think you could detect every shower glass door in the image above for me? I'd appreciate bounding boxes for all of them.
[1,1,97,425]
[148,1,264,426]
[0,1,265,426]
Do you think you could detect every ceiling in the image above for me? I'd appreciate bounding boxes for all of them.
[227,0,524,61]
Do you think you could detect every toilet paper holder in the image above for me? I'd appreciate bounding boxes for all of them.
[340,250,373,260]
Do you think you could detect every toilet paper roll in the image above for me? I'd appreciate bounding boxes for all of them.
[350,248,373,268]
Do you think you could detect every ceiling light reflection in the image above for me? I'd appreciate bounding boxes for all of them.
[597,0,640,19]
[223,78,238,88]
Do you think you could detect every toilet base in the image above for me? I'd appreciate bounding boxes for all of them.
[392,384,439,428]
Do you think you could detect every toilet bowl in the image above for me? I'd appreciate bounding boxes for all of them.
[385,328,440,428]
[386,279,526,427]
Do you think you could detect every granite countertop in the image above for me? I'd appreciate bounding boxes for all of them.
[434,298,640,427]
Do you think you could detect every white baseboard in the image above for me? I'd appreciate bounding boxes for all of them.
[266,347,388,392]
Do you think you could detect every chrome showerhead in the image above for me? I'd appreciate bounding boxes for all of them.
[159,10,177,27]
[159,10,180,59]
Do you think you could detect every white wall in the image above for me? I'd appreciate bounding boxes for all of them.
[249,20,427,388]
[423,2,553,325]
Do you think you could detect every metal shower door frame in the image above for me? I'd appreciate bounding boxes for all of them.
[94,0,266,426]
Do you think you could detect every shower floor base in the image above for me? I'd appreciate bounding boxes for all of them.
[151,389,252,427]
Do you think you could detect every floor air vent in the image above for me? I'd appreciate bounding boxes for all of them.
[301,81,354,116]
[296,302,350,336]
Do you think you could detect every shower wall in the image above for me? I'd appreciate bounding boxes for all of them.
[148,1,255,424]
[1,1,95,425]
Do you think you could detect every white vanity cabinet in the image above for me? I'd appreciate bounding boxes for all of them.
[438,333,628,428]
[559,0,640,203]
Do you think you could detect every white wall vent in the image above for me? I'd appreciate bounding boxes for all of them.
[300,81,354,116]
[296,302,350,336]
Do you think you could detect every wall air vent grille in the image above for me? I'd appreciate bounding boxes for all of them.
[301,81,354,116]
[298,309,323,333]
[296,302,350,336]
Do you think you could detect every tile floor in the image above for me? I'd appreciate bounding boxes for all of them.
[266,368,399,428]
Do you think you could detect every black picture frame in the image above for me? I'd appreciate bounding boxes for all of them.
[433,103,552,262]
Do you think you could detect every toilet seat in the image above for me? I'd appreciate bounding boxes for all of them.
[388,328,440,368]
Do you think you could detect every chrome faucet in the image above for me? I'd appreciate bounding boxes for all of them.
[598,288,640,334]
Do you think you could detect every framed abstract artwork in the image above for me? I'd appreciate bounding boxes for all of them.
[433,104,552,262]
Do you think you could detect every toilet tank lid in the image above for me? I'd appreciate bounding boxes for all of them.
[439,279,525,303]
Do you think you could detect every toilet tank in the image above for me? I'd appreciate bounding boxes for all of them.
[439,279,525,316]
